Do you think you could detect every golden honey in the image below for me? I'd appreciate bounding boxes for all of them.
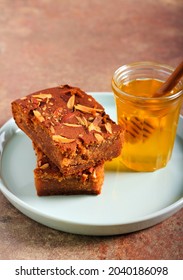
[112,62,183,171]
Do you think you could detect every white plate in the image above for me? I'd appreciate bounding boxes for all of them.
[0,92,183,236]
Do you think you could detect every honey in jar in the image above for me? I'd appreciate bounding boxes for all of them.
[112,62,183,172]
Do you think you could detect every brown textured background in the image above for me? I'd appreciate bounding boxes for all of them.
[0,0,183,260]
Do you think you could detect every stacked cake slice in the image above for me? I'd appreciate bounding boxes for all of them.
[12,85,125,195]
[34,145,104,195]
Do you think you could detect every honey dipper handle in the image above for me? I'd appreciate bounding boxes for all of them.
[154,61,183,97]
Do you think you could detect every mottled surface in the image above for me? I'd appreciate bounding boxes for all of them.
[0,0,183,260]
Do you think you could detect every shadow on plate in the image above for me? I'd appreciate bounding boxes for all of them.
[104,156,134,173]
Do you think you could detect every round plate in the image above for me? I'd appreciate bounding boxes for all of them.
[0,92,183,236]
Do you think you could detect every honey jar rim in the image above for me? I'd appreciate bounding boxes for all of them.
[112,61,183,102]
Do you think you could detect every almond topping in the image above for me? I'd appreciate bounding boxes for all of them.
[105,123,112,134]
[52,135,75,143]
[92,170,97,179]
[33,110,45,122]
[88,117,94,121]
[88,123,101,133]
[63,123,82,127]
[50,126,55,134]
[94,133,104,142]
[40,163,49,169]
[93,116,102,125]
[88,123,95,132]
[76,116,88,127]
[74,104,103,114]
[82,116,88,127]
[32,93,52,99]
[67,95,75,110]
[82,173,88,183]
[95,126,101,133]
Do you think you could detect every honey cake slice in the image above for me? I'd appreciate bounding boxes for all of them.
[34,145,104,196]
[12,85,124,175]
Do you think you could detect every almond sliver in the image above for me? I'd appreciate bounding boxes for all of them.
[52,135,75,143]
[67,95,75,110]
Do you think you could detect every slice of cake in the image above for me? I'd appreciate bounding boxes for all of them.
[12,85,124,175]
[34,146,104,196]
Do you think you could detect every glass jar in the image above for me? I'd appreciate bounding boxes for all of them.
[112,61,183,171]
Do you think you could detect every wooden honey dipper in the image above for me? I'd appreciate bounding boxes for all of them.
[121,61,183,143]
[154,61,183,97]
